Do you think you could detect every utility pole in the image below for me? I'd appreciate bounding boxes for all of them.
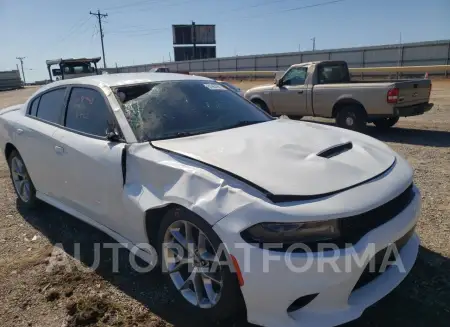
[16,57,26,84]
[311,37,316,51]
[90,10,108,68]
[192,21,197,60]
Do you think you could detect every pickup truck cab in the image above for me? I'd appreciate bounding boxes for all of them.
[244,60,433,131]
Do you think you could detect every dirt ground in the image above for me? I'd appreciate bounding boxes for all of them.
[0,81,449,327]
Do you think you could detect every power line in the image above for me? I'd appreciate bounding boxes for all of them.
[104,0,163,11]
[16,57,26,84]
[90,10,108,68]
[223,0,348,22]
[108,0,196,15]
[53,16,93,46]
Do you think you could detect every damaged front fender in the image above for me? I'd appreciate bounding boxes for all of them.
[123,143,264,227]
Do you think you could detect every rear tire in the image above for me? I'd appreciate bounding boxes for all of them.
[373,116,399,129]
[158,207,244,323]
[7,150,39,209]
[336,105,367,132]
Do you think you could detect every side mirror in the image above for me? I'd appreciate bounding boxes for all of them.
[276,79,284,87]
[106,126,122,142]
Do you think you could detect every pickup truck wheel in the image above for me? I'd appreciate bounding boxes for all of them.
[7,150,39,209]
[336,106,367,132]
[373,117,399,129]
[251,99,269,113]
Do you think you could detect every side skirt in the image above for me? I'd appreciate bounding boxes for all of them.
[36,191,157,265]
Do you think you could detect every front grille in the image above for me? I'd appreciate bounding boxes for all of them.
[338,183,414,246]
[351,226,416,292]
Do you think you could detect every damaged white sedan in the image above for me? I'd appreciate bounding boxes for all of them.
[0,73,420,327]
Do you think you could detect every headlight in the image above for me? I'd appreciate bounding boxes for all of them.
[241,220,340,244]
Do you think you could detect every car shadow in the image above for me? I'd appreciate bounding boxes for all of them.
[16,201,251,327]
[17,202,450,327]
[301,119,450,147]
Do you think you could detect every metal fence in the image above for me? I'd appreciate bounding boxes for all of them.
[103,39,450,77]
[0,70,23,91]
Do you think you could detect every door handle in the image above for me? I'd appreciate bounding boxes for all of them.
[16,129,24,135]
[297,91,304,94]
[54,146,64,154]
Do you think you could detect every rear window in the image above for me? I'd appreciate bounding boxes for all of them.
[29,97,40,116]
[317,63,350,84]
[36,88,67,124]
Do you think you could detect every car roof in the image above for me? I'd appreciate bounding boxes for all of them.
[40,72,211,92]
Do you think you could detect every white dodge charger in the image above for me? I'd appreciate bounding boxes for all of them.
[0,73,420,327]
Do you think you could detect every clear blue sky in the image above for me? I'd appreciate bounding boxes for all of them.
[1,0,449,82]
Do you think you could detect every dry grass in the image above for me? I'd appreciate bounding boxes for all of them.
[0,80,449,327]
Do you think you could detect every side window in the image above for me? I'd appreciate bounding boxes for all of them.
[317,64,350,84]
[36,88,67,124]
[282,67,308,86]
[29,97,40,116]
[65,87,114,137]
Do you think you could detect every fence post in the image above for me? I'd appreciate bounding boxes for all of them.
[361,50,365,80]
[397,45,404,79]
[188,61,191,73]
[446,41,450,78]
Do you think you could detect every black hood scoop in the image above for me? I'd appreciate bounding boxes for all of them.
[317,142,353,159]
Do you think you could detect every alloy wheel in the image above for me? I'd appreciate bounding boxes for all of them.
[163,220,223,309]
[11,155,31,203]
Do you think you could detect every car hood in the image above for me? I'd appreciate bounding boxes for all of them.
[152,119,396,198]
[245,84,274,94]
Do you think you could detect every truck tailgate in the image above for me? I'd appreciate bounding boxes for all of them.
[395,79,431,107]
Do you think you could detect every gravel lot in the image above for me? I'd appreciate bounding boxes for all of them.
[0,81,449,327]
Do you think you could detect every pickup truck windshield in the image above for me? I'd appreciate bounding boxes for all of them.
[115,80,271,141]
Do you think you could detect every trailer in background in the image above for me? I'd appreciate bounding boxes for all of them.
[46,57,102,81]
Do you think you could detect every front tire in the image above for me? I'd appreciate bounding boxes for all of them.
[336,105,367,132]
[158,207,244,323]
[7,150,39,209]
[373,116,399,129]
[251,99,269,113]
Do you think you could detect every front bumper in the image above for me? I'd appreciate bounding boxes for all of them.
[214,186,421,327]
[395,102,433,117]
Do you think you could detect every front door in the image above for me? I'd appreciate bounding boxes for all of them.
[53,86,127,235]
[271,66,308,117]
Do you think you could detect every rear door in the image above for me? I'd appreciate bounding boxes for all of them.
[271,66,308,116]
[53,86,126,231]
[14,87,68,199]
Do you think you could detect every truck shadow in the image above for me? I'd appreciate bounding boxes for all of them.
[301,119,450,147]
[17,202,450,327]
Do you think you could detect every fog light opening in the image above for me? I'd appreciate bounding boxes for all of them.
[287,293,319,313]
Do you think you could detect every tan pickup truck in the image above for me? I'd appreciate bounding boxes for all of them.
[244,60,433,131]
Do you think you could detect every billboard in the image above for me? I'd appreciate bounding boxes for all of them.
[172,24,216,45]
[174,46,216,61]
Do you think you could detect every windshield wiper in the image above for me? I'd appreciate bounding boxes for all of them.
[150,131,205,141]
